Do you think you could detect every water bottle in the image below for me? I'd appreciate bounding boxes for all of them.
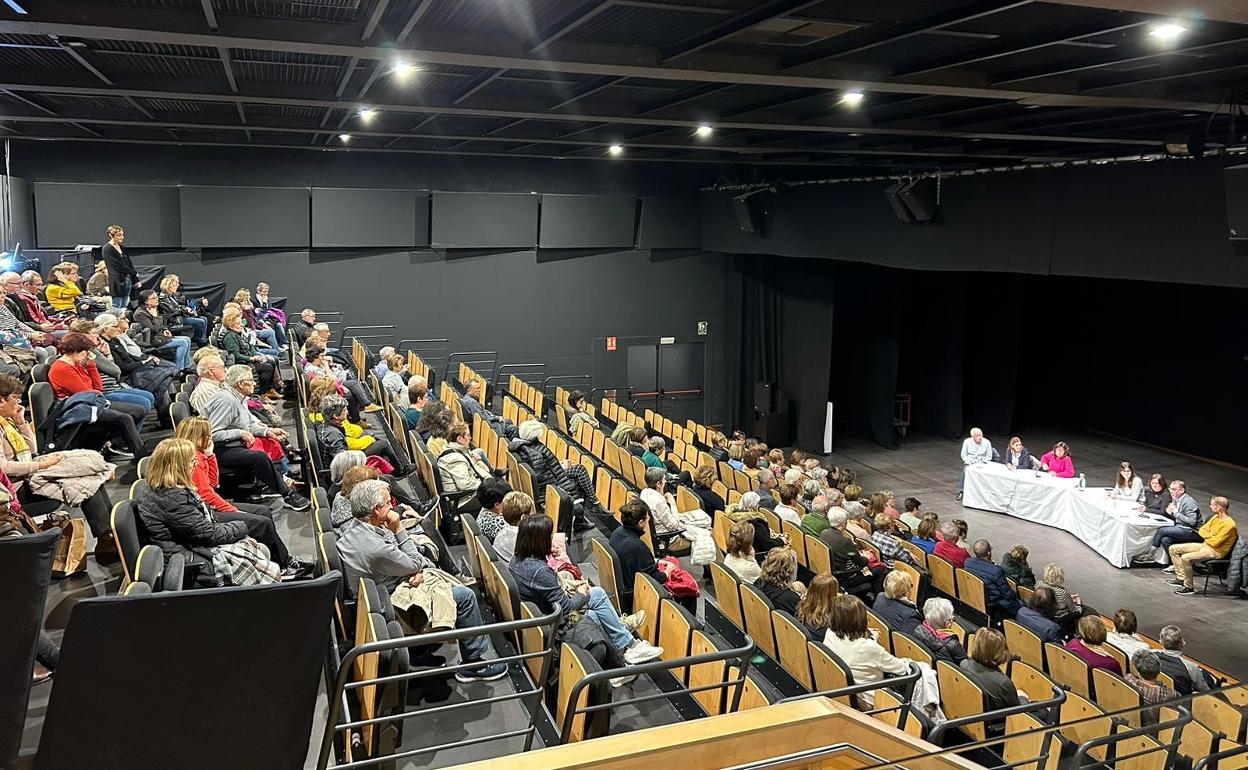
[1078,473,1086,490]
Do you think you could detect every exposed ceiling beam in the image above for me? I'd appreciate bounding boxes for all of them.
[720,88,824,119]
[529,0,615,53]
[332,56,358,98]
[360,0,390,41]
[451,69,505,105]
[394,0,433,45]
[1082,61,1248,91]
[122,95,154,119]
[198,0,218,31]
[779,0,1034,70]
[548,76,624,110]
[892,16,1151,78]
[0,80,1167,147]
[54,38,113,85]
[1042,0,1248,25]
[993,33,1248,84]
[0,88,57,115]
[638,83,735,116]
[0,10,1227,113]
[659,0,826,62]
[217,46,238,93]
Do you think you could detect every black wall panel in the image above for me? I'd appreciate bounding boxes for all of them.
[180,186,309,248]
[638,197,701,249]
[539,194,636,248]
[431,192,538,248]
[311,188,426,247]
[33,182,180,248]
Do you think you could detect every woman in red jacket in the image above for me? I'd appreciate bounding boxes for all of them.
[47,332,146,459]
[174,416,307,579]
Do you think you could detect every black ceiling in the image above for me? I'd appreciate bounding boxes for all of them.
[0,0,1245,173]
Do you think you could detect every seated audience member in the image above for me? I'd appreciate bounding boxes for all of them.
[510,513,661,668]
[1037,562,1092,634]
[1156,624,1210,694]
[882,491,900,519]
[754,547,805,615]
[460,379,515,439]
[914,598,967,666]
[641,436,667,471]
[0,372,116,553]
[309,376,378,453]
[823,594,913,707]
[509,420,602,521]
[1039,441,1075,478]
[957,427,993,500]
[1015,586,1064,644]
[773,483,801,526]
[338,478,507,682]
[912,515,940,554]
[305,344,380,416]
[753,470,779,510]
[796,574,839,639]
[821,508,885,600]
[137,438,278,588]
[1110,460,1144,502]
[175,416,306,579]
[565,391,598,436]
[690,464,726,515]
[288,308,317,350]
[472,477,511,542]
[872,570,922,632]
[220,308,280,398]
[190,355,228,414]
[1168,495,1238,596]
[964,539,1023,620]
[48,332,147,459]
[640,466,708,540]
[624,426,647,458]
[435,419,492,513]
[798,491,828,534]
[724,520,762,582]
[706,431,729,463]
[842,484,866,518]
[416,401,453,449]
[872,514,918,568]
[799,478,821,509]
[157,275,209,345]
[71,318,158,418]
[380,354,408,405]
[132,290,192,370]
[1127,651,1182,726]
[845,507,873,542]
[900,497,923,531]
[1138,473,1171,518]
[960,629,1021,711]
[1002,436,1034,471]
[726,491,784,562]
[330,463,377,529]
[93,314,176,413]
[611,498,697,612]
[609,421,634,448]
[203,365,309,511]
[491,491,532,563]
[252,282,285,332]
[372,346,396,381]
[1105,608,1151,659]
[44,262,86,315]
[1146,479,1203,560]
[403,376,429,431]
[741,447,762,480]
[86,260,109,299]
[9,271,66,336]
[1066,616,1122,675]
[327,450,370,499]
[766,449,785,478]
[934,521,969,567]
[1001,544,1035,587]
[314,394,404,475]
[233,289,283,352]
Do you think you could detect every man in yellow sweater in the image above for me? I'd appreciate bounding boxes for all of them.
[1170,496,1237,595]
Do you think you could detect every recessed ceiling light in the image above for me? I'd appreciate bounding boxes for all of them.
[338,133,351,142]
[695,124,714,138]
[1147,22,1187,43]
[390,61,421,79]
[840,89,865,107]
[358,108,377,121]
[607,144,623,156]
[848,132,862,137]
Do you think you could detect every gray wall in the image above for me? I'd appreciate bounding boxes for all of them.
[1,176,34,249]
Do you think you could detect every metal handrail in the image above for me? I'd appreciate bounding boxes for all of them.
[927,683,1067,744]
[338,325,395,349]
[497,363,547,411]
[1072,704,1192,770]
[445,350,498,386]
[556,636,756,744]
[543,374,591,402]
[1194,739,1248,770]
[780,662,923,732]
[315,607,562,770]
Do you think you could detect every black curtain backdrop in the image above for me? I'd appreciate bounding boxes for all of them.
[779,261,835,451]
[725,256,783,432]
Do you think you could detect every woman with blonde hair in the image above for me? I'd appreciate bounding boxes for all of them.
[220,308,280,396]
[233,288,284,352]
[135,438,280,587]
[381,352,408,405]
[1036,561,1094,634]
[691,463,726,515]
[86,260,110,298]
[724,520,761,582]
[101,223,138,310]
[331,464,379,528]
[45,262,85,314]
[795,573,840,638]
[157,273,208,345]
[175,417,305,579]
[754,547,805,614]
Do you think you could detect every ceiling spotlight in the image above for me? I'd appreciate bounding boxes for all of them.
[840,89,865,107]
[607,144,623,156]
[694,124,714,138]
[1147,22,1187,43]
[338,133,351,142]
[390,61,420,76]
[358,108,377,121]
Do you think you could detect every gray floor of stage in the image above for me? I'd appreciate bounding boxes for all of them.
[820,428,1248,679]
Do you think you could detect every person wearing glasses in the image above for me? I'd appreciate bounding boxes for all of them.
[1110,461,1144,501]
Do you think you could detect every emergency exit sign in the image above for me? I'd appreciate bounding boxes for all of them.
[697,321,709,335]
[606,336,617,351]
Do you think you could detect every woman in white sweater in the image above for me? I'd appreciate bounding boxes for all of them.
[1109,460,1144,501]
[822,594,912,707]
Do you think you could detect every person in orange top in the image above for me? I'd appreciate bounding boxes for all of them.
[174,416,308,580]
[47,332,147,459]
[1169,496,1238,596]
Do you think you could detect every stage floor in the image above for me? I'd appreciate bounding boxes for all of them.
[822,428,1248,679]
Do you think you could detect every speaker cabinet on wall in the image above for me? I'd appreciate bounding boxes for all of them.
[884,181,915,224]
[733,190,768,234]
[884,178,940,224]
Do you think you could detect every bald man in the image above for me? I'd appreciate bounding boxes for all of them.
[957,427,993,501]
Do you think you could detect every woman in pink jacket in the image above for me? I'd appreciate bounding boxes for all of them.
[1040,441,1076,478]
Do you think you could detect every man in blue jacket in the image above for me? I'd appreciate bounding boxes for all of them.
[964,539,1022,621]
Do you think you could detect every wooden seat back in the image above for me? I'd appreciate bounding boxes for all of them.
[937,659,989,741]
[955,567,989,617]
[772,610,814,690]
[1045,642,1091,698]
[890,632,934,668]
[927,554,956,598]
[807,641,854,706]
[782,520,807,564]
[805,535,831,575]
[658,599,696,683]
[1004,619,1045,670]
[688,630,730,716]
[1092,668,1142,727]
[740,583,777,659]
[590,538,623,611]
[633,572,664,645]
[708,561,745,632]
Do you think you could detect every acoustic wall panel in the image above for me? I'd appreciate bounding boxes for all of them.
[33,183,181,248]
[431,192,538,249]
[539,194,636,248]
[180,186,309,248]
[311,188,427,247]
[638,196,700,249]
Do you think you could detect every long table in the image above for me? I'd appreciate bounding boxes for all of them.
[962,462,1171,568]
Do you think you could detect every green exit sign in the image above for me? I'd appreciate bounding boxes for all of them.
[697,321,709,335]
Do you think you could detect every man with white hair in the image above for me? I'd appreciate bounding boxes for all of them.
[957,427,993,501]
[337,478,507,682]
[753,469,779,510]
[203,365,310,511]
[461,379,516,439]
[799,495,832,537]
[819,506,882,599]
[288,307,317,349]
[189,354,228,414]
[373,345,396,381]
[1155,625,1211,694]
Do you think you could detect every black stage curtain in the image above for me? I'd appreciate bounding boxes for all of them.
[779,261,835,451]
[724,256,783,433]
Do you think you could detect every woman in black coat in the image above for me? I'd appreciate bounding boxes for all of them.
[754,548,803,615]
[508,420,601,513]
[691,464,726,515]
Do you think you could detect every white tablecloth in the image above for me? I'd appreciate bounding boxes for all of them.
[962,462,1171,568]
